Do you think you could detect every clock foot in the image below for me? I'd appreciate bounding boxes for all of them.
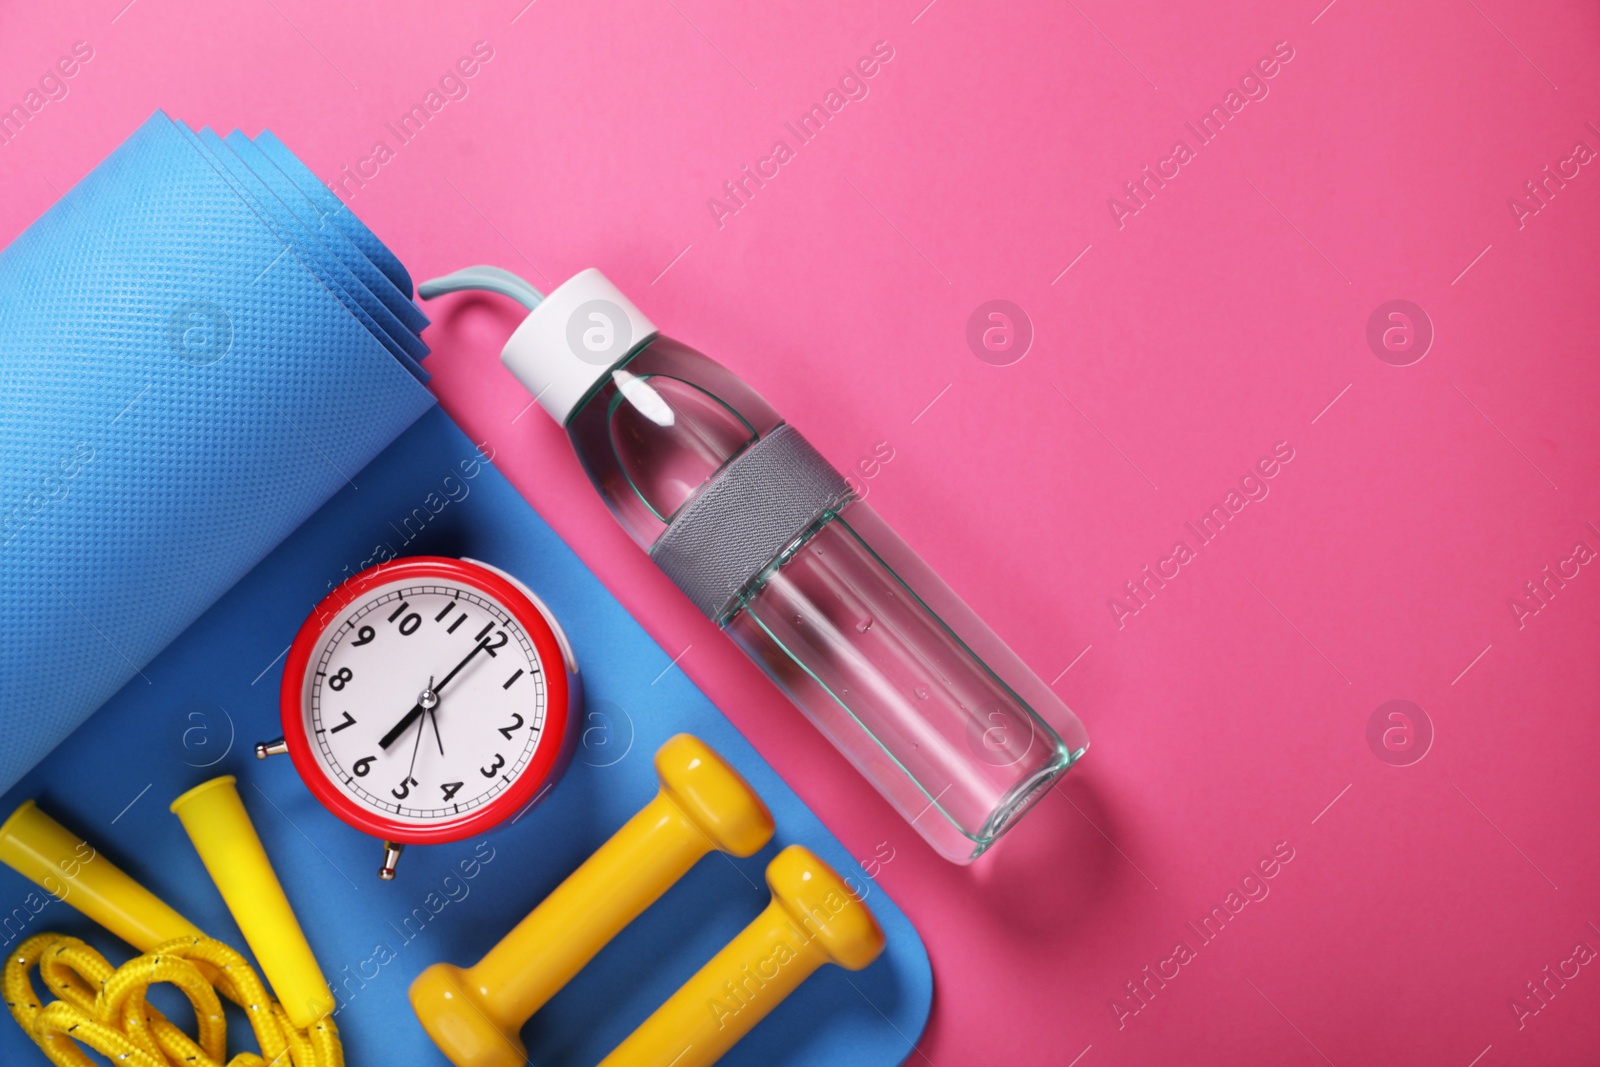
[379,841,405,881]
[254,737,288,759]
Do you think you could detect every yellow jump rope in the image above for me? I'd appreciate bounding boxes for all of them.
[0,782,341,1067]
[3,932,341,1067]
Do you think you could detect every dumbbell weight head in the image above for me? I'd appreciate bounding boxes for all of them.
[650,733,775,859]
[763,843,883,971]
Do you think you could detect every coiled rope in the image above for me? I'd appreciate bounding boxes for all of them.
[3,932,342,1067]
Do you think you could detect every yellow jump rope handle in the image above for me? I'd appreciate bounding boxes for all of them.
[170,775,335,1029]
[0,799,205,950]
[410,733,775,1067]
[598,845,885,1067]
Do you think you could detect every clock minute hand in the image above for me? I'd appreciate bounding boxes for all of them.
[431,637,490,697]
[377,639,489,751]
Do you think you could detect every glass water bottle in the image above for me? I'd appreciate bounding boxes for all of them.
[420,266,1089,863]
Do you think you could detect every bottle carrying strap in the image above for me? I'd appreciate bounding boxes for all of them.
[650,423,851,623]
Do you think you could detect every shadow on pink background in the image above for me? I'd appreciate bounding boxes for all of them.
[4,0,1599,1063]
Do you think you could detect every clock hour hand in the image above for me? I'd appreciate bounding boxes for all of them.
[377,639,489,750]
[427,705,445,757]
[378,699,426,751]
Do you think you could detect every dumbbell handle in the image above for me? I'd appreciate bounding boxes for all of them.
[468,790,715,1026]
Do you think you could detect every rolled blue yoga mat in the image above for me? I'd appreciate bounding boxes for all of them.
[0,110,436,794]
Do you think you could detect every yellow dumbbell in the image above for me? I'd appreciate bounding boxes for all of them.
[410,733,775,1067]
[598,844,884,1067]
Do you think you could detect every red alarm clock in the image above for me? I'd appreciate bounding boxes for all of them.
[257,556,580,879]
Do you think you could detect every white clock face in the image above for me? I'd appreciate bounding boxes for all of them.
[302,578,549,826]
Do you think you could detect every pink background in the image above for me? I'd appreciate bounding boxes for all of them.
[5,0,1600,1063]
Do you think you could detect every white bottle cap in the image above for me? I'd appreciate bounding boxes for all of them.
[500,268,658,423]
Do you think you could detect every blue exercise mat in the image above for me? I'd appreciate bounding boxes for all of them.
[0,111,435,795]
[0,111,931,1065]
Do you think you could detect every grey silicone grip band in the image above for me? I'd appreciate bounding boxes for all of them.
[650,423,850,622]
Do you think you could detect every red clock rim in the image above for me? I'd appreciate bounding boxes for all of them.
[279,555,573,845]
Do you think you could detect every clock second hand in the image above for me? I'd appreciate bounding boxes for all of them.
[403,677,431,786]
[378,637,490,751]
